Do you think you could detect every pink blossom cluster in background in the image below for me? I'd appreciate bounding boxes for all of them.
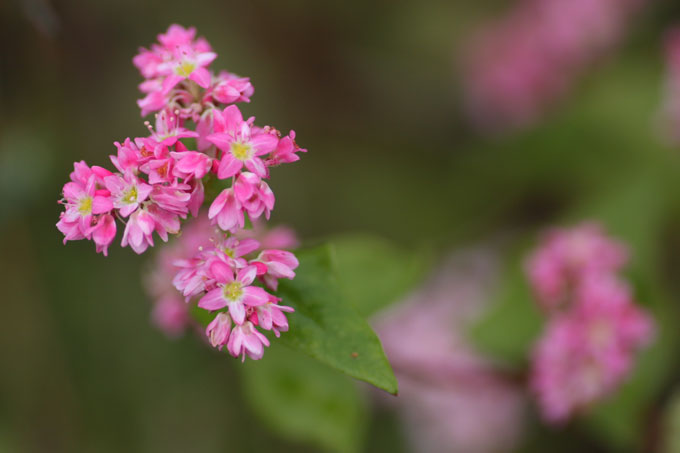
[461,0,647,132]
[56,25,307,361]
[374,250,527,453]
[526,222,654,422]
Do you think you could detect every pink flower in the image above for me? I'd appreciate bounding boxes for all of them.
[187,179,205,217]
[105,172,152,217]
[227,321,270,361]
[528,223,654,423]
[207,105,278,178]
[91,213,117,256]
[206,312,232,349]
[253,249,299,290]
[121,208,156,254]
[530,287,652,425]
[461,0,646,132]
[171,151,212,180]
[525,222,628,311]
[158,24,198,49]
[69,160,112,186]
[233,172,275,220]
[210,71,254,104]
[149,182,191,217]
[373,250,527,452]
[152,295,190,338]
[216,236,260,268]
[208,188,244,232]
[266,131,306,166]
[140,158,174,184]
[254,297,294,337]
[59,175,113,236]
[148,109,199,147]
[198,262,269,324]
[158,45,217,90]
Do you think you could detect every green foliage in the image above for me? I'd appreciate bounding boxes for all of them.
[277,245,399,394]
[240,344,368,453]
[331,234,430,316]
[467,250,542,368]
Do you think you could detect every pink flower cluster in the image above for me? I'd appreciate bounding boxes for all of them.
[461,0,646,131]
[57,25,306,361]
[526,223,653,422]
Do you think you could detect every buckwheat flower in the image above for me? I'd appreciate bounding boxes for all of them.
[91,213,117,256]
[111,138,143,173]
[530,270,654,423]
[137,86,171,117]
[227,321,270,361]
[266,131,307,167]
[148,109,199,147]
[210,71,254,105]
[253,249,299,291]
[170,151,212,180]
[461,0,647,132]
[140,157,174,184]
[149,182,191,217]
[158,45,217,90]
[187,179,204,217]
[233,172,275,220]
[198,262,269,324]
[105,172,153,217]
[157,24,198,50]
[152,295,190,338]
[122,208,156,254]
[206,312,232,349]
[525,222,628,311]
[69,160,112,186]
[146,204,181,242]
[373,249,527,453]
[254,296,294,337]
[59,176,113,234]
[208,188,244,232]
[215,236,260,269]
[208,105,279,179]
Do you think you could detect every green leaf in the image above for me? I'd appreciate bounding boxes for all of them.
[240,344,367,453]
[467,251,542,367]
[331,234,430,316]
[277,245,399,394]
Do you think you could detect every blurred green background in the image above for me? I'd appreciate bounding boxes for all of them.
[4,0,680,452]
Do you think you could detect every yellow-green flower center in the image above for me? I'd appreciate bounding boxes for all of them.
[231,142,252,161]
[175,61,196,77]
[78,196,93,214]
[223,281,243,301]
[223,247,235,258]
[123,186,138,204]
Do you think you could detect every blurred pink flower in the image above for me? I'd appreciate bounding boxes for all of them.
[527,222,654,422]
[531,275,653,422]
[461,0,647,132]
[373,249,527,453]
[525,222,628,311]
